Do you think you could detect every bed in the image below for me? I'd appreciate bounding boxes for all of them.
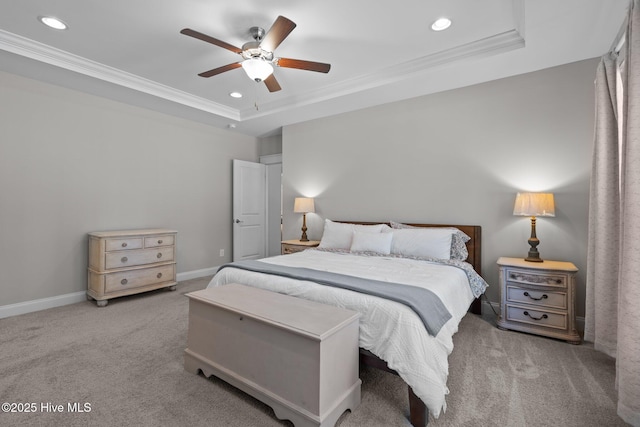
[208,221,486,426]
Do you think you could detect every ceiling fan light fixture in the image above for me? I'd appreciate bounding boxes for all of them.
[431,17,452,31]
[242,58,274,82]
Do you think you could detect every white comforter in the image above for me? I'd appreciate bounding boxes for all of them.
[207,249,475,418]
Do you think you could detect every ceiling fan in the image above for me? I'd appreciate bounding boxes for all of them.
[180,16,331,93]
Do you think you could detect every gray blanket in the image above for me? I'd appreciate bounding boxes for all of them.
[216,260,452,337]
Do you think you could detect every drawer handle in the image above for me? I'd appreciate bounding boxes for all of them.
[523,310,548,321]
[157,253,162,259]
[121,278,128,285]
[556,279,562,284]
[157,273,163,279]
[523,291,548,301]
[121,257,128,263]
[239,316,244,321]
[121,242,128,248]
[158,239,163,244]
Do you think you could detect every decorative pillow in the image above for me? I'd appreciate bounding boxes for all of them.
[390,228,453,260]
[390,221,470,261]
[318,220,387,250]
[350,230,393,254]
[449,231,470,261]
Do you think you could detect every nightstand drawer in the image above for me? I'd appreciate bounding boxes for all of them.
[105,247,175,269]
[282,245,299,254]
[281,240,320,255]
[105,237,143,252]
[505,268,567,288]
[506,286,567,310]
[505,304,567,330]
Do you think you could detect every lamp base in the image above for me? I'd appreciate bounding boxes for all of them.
[524,217,544,262]
[300,213,309,242]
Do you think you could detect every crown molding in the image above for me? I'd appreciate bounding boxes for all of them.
[240,29,525,120]
[0,29,240,121]
[0,27,523,125]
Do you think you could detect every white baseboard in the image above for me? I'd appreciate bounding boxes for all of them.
[0,266,220,320]
[0,291,87,319]
[482,299,586,333]
[176,266,219,282]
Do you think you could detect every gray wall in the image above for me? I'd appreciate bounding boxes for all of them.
[282,58,598,316]
[258,134,283,156]
[0,70,259,306]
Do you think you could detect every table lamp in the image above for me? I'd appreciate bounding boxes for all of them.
[513,192,555,262]
[293,197,315,242]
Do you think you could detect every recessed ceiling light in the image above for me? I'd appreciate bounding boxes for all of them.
[39,16,68,30]
[229,92,243,98]
[431,18,452,32]
[228,123,237,129]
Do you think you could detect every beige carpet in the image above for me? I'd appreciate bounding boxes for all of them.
[0,277,628,427]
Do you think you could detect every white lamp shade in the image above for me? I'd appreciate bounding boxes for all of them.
[513,192,556,217]
[242,58,274,82]
[294,197,315,213]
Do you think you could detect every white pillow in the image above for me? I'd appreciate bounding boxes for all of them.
[318,220,387,250]
[390,221,470,260]
[350,231,393,254]
[390,228,454,260]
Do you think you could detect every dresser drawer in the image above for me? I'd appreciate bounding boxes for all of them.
[105,237,143,252]
[505,268,567,288]
[105,247,174,270]
[505,304,567,330]
[104,264,176,293]
[506,285,567,310]
[144,235,175,248]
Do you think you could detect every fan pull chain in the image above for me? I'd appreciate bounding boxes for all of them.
[254,82,260,111]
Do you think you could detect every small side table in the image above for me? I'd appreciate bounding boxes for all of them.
[281,239,320,255]
[496,257,581,344]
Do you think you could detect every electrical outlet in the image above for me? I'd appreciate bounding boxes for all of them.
[219,249,225,257]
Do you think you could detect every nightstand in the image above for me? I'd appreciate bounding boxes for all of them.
[281,239,320,255]
[496,257,581,344]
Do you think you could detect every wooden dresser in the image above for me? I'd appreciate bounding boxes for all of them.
[281,239,320,254]
[497,257,580,344]
[184,284,361,427]
[87,229,177,307]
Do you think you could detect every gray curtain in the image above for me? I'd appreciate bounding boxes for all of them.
[585,0,640,425]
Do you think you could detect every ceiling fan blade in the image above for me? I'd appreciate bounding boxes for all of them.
[264,74,282,92]
[198,62,242,78]
[276,58,331,73]
[260,16,296,52]
[180,28,242,54]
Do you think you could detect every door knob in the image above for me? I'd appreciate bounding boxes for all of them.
[234,219,244,224]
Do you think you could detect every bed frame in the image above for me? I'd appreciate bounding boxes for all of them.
[339,222,483,427]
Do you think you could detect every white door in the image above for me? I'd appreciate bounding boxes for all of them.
[233,159,266,261]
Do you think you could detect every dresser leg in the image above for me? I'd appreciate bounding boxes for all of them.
[96,300,108,307]
[168,285,177,291]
